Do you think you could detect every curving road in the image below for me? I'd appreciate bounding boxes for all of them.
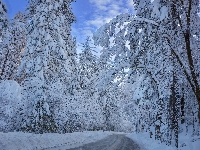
[68,134,140,150]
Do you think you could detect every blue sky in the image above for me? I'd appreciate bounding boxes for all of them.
[3,0,134,52]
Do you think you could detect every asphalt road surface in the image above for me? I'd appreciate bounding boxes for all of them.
[68,134,140,150]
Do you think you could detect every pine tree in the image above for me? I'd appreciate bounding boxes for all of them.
[93,33,128,131]
[0,12,27,81]
[17,0,76,133]
[79,37,97,91]
[0,0,8,39]
[0,0,8,78]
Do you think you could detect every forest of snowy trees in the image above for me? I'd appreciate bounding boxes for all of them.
[0,0,200,148]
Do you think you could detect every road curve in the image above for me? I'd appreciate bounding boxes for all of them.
[68,134,140,150]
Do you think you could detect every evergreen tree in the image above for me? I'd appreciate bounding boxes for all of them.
[0,0,8,39]
[0,12,27,81]
[0,0,8,77]
[79,37,97,91]
[92,35,125,131]
[17,0,76,133]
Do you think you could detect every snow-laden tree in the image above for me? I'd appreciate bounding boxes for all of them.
[67,37,80,96]
[0,80,26,132]
[71,38,108,131]
[133,0,200,123]
[17,0,76,133]
[0,0,8,40]
[0,12,27,81]
[87,39,125,131]
[132,0,200,146]
[93,0,200,146]
[93,14,153,131]
[0,0,8,77]
[78,37,97,92]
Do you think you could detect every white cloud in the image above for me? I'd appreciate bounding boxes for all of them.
[86,0,134,30]
[72,0,135,53]
[85,16,113,28]
[127,0,134,7]
[127,0,135,12]
[89,0,112,8]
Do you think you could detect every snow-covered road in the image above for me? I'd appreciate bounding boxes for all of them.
[48,134,140,150]
[1,131,199,150]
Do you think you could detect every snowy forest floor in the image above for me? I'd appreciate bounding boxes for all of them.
[0,130,199,150]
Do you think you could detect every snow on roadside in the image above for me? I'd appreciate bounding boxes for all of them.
[0,131,112,150]
[127,131,200,150]
[178,126,200,150]
[1,130,199,150]
[127,132,176,150]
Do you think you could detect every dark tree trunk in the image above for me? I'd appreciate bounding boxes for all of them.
[0,50,10,80]
[197,94,200,124]
[170,73,179,148]
[170,0,200,124]
[181,89,185,124]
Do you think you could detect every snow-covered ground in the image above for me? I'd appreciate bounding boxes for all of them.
[127,131,200,150]
[0,131,114,150]
[0,130,199,150]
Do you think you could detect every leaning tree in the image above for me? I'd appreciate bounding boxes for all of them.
[93,0,200,146]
